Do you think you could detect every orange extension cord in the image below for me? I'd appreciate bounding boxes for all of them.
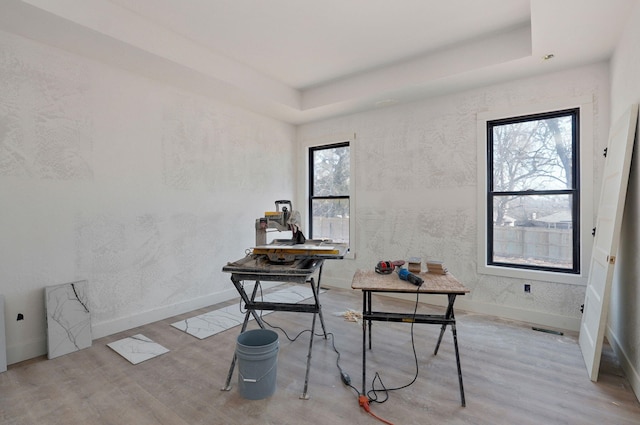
[359,395,395,425]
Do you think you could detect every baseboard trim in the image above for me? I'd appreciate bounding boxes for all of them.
[453,298,581,332]
[7,282,279,365]
[6,338,46,366]
[606,326,640,403]
[92,282,279,339]
[325,278,581,332]
[7,280,581,364]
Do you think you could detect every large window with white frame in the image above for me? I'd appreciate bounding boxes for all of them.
[477,99,593,285]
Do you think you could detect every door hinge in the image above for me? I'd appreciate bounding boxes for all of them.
[592,227,596,236]
[604,147,608,157]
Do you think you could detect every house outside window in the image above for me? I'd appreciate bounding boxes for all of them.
[308,142,350,244]
[487,108,580,274]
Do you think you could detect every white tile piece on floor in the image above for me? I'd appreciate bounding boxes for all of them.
[45,280,92,360]
[171,285,321,340]
[171,305,251,340]
[263,286,318,304]
[0,294,6,373]
[107,334,169,365]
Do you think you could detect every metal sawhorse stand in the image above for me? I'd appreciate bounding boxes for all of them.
[351,269,470,407]
[221,255,327,400]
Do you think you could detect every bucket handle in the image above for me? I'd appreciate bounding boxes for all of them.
[239,361,277,383]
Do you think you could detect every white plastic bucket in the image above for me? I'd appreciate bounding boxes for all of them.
[236,329,279,400]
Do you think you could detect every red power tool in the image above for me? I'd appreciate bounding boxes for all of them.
[375,260,405,274]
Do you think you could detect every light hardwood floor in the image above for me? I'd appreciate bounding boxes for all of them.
[1,285,639,425]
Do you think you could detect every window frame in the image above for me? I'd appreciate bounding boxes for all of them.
[477,98,594,285]
[486,108,581,274]
[308,141,351,243]
[298,135,355,260]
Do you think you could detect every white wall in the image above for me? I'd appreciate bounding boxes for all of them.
[0,19,626,378]
[0,30,296,364]
[608,1,640,402]
[298,63,609,331]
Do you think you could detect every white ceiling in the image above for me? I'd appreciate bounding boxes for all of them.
[109,0,533,90]
[0,0,637,124]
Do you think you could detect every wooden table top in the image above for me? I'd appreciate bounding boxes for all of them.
[351,269,470,294]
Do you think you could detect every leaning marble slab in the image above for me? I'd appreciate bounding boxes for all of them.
[45,280,91,359]
[107,334,169,365]
[1,294,6,372]
[171,286,321,339]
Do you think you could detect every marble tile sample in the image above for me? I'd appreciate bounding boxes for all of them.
[262,286,317,304]
[170,304,256,339]
[107,334,169,365]
[1,294,6,372]
[45,280,92,360]
[171,285,320,339]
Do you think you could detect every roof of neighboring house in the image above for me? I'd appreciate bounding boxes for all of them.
[533,211,572,224]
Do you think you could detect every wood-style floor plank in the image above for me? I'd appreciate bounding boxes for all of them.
[1,285,639,425]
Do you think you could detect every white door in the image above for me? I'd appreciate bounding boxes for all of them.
[579,104,638,381]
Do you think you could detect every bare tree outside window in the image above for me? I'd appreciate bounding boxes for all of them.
[309,142,350,243]
[488,109,579,272]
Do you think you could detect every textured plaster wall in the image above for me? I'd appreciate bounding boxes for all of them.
[609,1,640,401]
[0,30,295,364]
[298,63,609,330]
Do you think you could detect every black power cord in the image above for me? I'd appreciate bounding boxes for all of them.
[241,281,361,396]
[234,278,427,425]
[367,282,423,405]
[261,315,360,395]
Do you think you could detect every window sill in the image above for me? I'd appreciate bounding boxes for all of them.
[477,264,587,286]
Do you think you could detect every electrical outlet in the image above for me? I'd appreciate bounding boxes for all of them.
[524,284,531,293]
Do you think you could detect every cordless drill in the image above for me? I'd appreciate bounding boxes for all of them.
[397,268,424,286]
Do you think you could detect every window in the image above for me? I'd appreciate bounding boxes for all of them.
[487,108,580,274]
[308,142,350,243]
